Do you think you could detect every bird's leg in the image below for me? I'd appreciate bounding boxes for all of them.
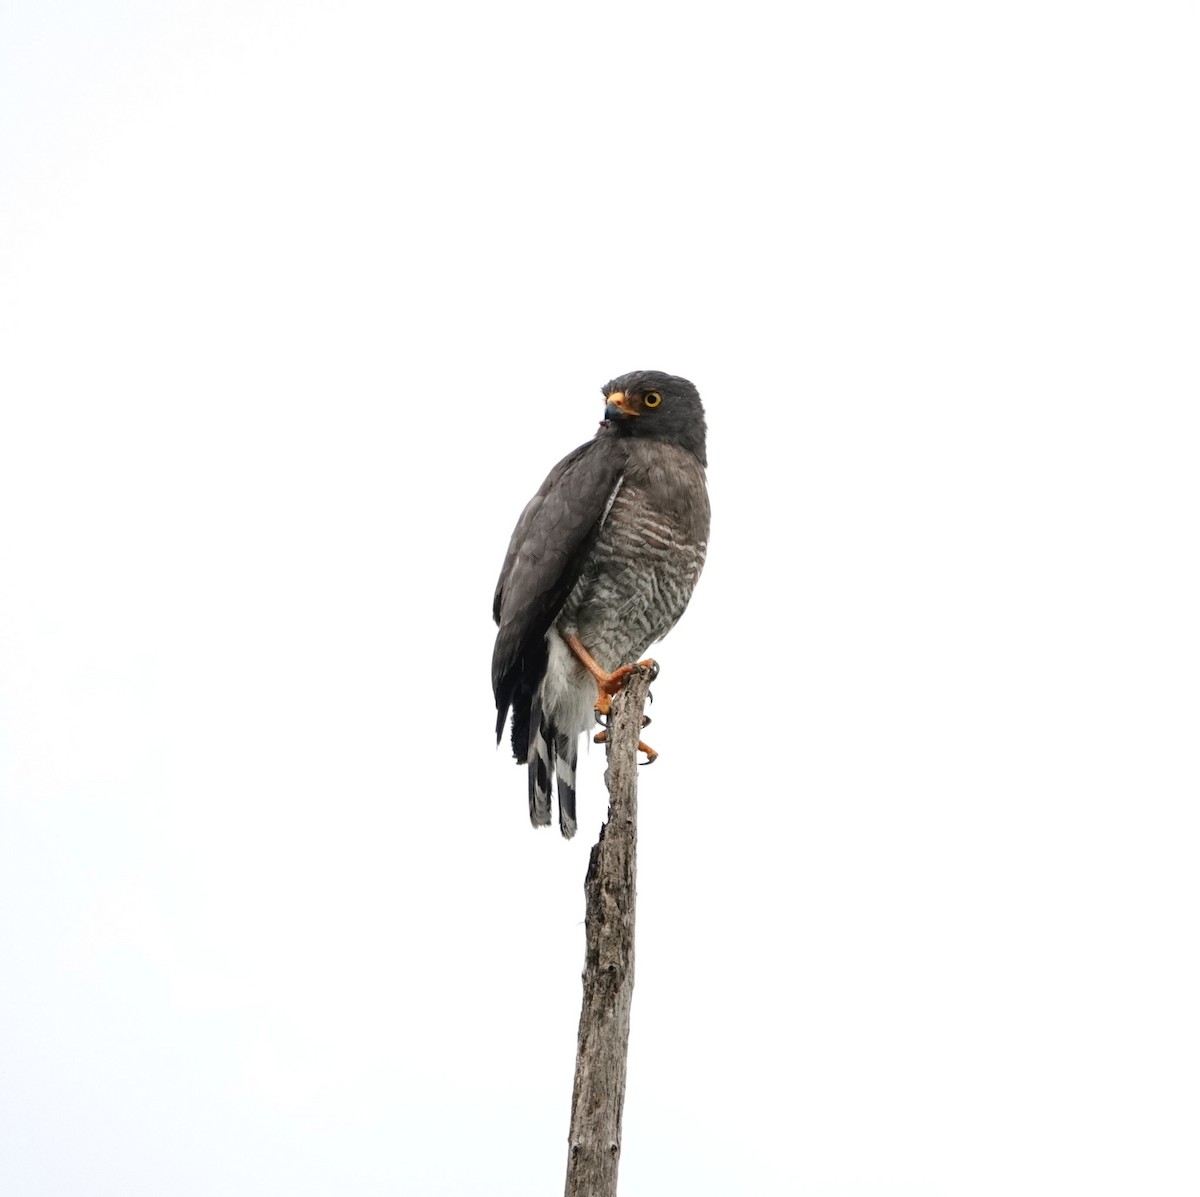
[562,632,661,761]
[560,632,658,719]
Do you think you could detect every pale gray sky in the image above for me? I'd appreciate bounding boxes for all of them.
[1,2,1197,1194]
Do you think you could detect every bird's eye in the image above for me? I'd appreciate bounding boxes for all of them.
[644,391,662,408]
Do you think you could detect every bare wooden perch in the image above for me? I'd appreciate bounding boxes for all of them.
[564,663,654,1197]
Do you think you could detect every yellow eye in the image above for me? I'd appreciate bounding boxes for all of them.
[644,391,662,408]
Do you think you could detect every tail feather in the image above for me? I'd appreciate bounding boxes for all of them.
[526,709,579,838]
[555,730,578,839]
[527,701,553,828]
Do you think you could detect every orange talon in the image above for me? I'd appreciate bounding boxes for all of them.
[593,728,659,766]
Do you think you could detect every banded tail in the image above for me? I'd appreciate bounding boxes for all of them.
[527,710,578,839]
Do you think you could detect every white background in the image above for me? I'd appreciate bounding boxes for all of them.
[2,2,1197,1194]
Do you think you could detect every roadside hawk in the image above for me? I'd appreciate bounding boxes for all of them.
[491,370,710,837]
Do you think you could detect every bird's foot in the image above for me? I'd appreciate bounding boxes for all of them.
[591,657,658,718]
[593,726,658,765]
[595,709,653,730]
[562,633,658,720]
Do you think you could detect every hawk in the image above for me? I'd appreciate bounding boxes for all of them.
[492,370,710,838]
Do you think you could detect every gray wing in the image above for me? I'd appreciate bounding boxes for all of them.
[492,431,628,751]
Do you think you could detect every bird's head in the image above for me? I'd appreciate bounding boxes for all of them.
[599,370,707,466]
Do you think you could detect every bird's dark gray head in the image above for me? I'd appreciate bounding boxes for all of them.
[599,370,707,467]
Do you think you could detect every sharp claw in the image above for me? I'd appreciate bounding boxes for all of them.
[647,689,654,705]
[646,660,660,682]
[639,752,658,766]
[594,709,608,727]
[641,715,652,728]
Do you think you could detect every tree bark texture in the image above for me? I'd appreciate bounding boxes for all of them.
[563,664,652,1197]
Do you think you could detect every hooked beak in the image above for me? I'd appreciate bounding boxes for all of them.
[604,391,638,421]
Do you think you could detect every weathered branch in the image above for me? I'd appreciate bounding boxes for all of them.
[564,664,653,1197]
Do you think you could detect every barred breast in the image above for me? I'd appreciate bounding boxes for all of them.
[558,441,710,674]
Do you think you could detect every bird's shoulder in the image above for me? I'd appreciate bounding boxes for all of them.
[493,431,629,625]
